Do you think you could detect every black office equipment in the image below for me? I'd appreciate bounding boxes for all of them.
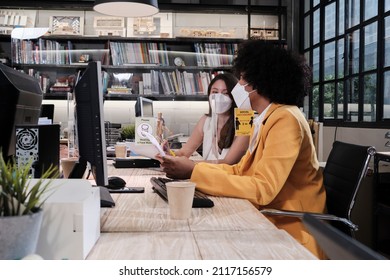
[69,61,114,208]
[15,124,60,178]
[99,186,115,207]
[150,177,214,208]
[107,176,127,189]
[135,96,154,117]
[303,213,387,260]
[40,104,55,121]
[113,157,160,168]
[108,187,144,193]
[0,63,42,160]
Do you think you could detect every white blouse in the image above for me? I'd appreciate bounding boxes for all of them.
[202,117,229,161]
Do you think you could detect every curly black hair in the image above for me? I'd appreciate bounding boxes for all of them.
[232,40,310,107]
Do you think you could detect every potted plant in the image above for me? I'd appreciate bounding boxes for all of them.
[120,124,135,141]
[0,152,59,260]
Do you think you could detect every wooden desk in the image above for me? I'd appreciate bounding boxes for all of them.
[86,163,316,260]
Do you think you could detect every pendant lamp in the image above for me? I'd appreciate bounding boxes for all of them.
[94,0,159,17]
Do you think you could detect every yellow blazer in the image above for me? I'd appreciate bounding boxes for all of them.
[191,103,327,259]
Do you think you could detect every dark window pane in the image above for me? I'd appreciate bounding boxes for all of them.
[347,30,360,74]
[347,77,359,122]
[325,3,336,40]
[337,81,344,119]
[312,85,320,120]
[364,0,378,21]
[339,0,345,35]
[324,41,336,81]
[313,9,320,45]
[324,82,335,119]
[364,22,377,71]
[348,0,360,28]
[338,38,345,78]
[304,15,311,49]
[383,71,390,118]
[385,16,390,67]
[313,47,320,83]
[304,0,311,13]
[363,73,376,121]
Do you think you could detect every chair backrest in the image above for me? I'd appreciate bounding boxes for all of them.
[323,141,376,236]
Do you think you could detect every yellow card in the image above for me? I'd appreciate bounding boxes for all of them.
[234,108,255,136]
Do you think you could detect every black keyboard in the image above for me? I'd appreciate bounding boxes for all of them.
[113,158,160,168]
[150,177,214,208]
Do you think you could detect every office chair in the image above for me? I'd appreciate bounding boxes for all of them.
[261,141,376,237]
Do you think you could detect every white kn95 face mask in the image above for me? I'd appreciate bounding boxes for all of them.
[231,83,254,110]
[209,93,232,114]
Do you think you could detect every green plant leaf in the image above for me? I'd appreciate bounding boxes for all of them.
[0,150,59,216]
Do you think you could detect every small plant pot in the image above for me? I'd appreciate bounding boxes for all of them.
[0,210,43,260]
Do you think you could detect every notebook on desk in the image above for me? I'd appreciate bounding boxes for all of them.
[150,177,214,208]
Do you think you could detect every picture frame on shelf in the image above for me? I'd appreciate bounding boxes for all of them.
[250,28,278,40]
[93,16,126,37]
[127,12,172,38]
[50,16,83,35]
[0,9,37,35]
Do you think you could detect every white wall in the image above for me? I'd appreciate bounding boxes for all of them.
[104,100,209,135]
[44,99,209,137]
[322,126,390,160]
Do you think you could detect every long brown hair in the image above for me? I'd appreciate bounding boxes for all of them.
[205,72,238,150]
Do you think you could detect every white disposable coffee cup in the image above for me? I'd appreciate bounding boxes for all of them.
[60,157,78,178]
[115,144,127,158]
[166,181,196,220]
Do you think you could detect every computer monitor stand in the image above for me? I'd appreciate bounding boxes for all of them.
[99,186,115,207]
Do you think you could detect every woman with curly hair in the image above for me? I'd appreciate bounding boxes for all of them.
[158,40,326,259]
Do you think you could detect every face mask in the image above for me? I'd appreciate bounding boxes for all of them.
[231,83,253,110]
[209,94,232,114]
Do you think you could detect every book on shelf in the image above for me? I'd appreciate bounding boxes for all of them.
[142,72,151,95]
[150,70,160,95]
[158,71,169,95]
[49,86,72,93]
[109,41,169,66]
[11,38,84,65]
[193,42,238,67]
[107,87,131,94]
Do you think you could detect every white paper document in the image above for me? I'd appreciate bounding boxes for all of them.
[128,142,163,159]
[140,131,166,156]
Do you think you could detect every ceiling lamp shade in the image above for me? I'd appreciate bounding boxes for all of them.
[93,0,159,17]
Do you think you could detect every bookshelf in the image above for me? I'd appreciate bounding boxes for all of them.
[2,35,258,101]
[0,4,289,101]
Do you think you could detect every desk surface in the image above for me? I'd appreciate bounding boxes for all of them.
[86,163,316,260]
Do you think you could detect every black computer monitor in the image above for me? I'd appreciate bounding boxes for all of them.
[71,61,109,188]
[40,104,55,121]
[303,213,387,260]
[135,96,154,117]
[0,63,43,160]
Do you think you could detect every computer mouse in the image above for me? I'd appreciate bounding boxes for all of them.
[107,176,126,190]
